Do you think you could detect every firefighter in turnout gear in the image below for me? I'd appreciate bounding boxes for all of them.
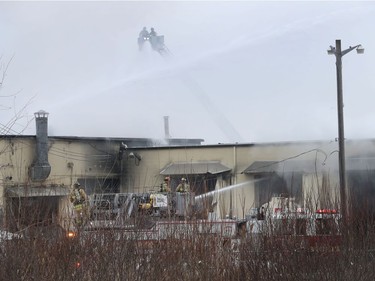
[70,181,88,227]
[138,27,150,51]
[160,176,171,192]
[176,178,190,193]
[139,27,149,38]
[149,27,157,37]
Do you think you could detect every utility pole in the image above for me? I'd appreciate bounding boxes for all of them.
[327,39,364,219]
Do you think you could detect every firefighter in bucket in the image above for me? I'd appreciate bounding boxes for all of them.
[70,181,88,227]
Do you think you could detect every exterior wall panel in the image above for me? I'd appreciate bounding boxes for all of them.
[1,135,375,230]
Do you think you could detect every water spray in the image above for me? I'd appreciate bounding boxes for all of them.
[195,178,263,200]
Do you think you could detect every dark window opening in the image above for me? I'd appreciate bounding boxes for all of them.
[254,172,303,208]
[6,196,59,234]
[254,173,288,207]
[78,178,120,195]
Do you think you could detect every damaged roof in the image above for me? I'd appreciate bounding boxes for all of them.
[160,161,231,175]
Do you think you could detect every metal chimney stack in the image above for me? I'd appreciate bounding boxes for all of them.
[164,116,170,139]
[30,110,51,181]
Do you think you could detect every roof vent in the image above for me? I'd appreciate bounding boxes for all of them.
[30,110,51,181]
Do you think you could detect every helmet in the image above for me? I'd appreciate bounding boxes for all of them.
[181,178,186,181]
[164,176,170,181]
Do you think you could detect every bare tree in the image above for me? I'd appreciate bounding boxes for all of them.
[0,55,34,136]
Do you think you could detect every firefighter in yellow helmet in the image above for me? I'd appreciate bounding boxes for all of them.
[69,181,88,227]
[176,178,190,193]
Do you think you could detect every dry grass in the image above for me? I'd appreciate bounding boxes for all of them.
[1,212,375,281]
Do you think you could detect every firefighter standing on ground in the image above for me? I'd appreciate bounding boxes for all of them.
[176,178,190,193]
[160,176,171,192]
[70,182,88,226]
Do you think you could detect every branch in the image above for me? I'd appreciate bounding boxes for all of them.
[0,54,14,88]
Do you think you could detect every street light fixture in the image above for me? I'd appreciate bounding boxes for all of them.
[356,45,365,54]
[327,39,364,220]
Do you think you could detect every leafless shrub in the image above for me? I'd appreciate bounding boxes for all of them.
[2,168,375,280]
[1,207,375,281]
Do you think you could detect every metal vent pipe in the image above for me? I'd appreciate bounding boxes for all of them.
[164,116,170,139]
[30,110,51,181]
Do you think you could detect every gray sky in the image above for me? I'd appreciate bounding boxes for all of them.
[1,1,375,144]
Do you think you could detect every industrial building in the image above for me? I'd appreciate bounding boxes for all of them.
[1,111,375,233]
